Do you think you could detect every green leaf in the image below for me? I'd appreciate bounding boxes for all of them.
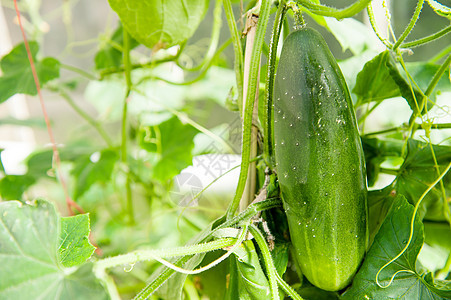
[226,240,270,300]
[59,214,96,268]
[0,200,107,299]
[353,51,425,113]
[139,117,199,181]
[107,0,209,49]
[0,42,60,103]
[95,24,139,70]
[353,51,401,104]
[385,55,426,114]
[71,149,119,199]
[0,175,36,200]
[343,195,451,299]
[395,139,451,221]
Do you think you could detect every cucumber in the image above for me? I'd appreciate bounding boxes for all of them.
[273,27,368,291]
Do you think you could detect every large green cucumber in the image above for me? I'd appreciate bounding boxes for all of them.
[273,27,368,291]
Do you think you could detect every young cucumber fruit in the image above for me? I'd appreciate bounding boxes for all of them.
[274,27,368,291]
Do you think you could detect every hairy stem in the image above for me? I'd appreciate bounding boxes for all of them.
[227,0,271,218]
[223,0,244,114]
[402,25,451,48]
[264,0,287,168]
[296,0,371,19]
[393,0,424,50]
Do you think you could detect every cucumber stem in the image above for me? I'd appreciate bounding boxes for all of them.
[264,0,287,169]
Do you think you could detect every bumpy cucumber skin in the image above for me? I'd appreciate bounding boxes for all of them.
[274,28,368,292]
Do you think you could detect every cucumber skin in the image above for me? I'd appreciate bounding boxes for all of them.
[274,28,368,291]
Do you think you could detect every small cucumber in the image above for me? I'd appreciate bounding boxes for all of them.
[273,27,368,291]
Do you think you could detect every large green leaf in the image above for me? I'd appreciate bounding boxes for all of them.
[59,214,96,268]
[343,195,451,299]
[107,0,209,49]
[139,117,199,181]
[0,200,107,299]
[395,139,451,221]
[0,42,60,103]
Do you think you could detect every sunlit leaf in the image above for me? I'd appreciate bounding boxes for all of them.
[0,200,107,299]
[59,214,96,268]
[107,0,209,49]
[0,42,60,103]
[343,195,451,299]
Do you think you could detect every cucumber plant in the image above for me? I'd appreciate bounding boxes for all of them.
[0,0,450,299]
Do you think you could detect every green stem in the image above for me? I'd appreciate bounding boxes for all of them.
[178,0,223,72]
[296,0,371,19]
[122,28,134,225]
[425,54,451,97]
[430,44,451,63]
[401,25,451,49]
[393,0,424,50]
[99,54,179,79]
[363,126,402,137]
[364,122,451,137]
[275,272,304,300]
[227,0,272,219]
[366,3,392,48]
[223,0,244,114]
[60,63,98,80]
[95,237,236,271]
[54,87,114,147]
[379,168,399,176]
[264,1,287,169]
[288,2,305,28]
[249,225,280,300]
[135,39,232,87]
